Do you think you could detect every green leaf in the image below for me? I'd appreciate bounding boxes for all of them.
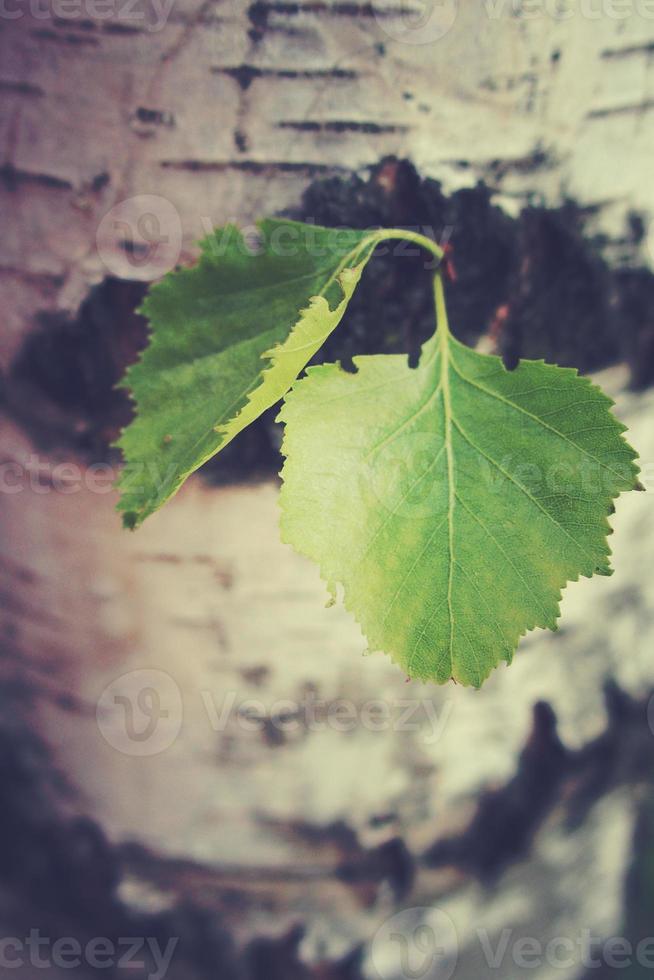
[278,279,640,686]
[116,219,379,527]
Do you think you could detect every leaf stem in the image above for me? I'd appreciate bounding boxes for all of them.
[369,226,448,342]
[433,268,451,338]
[327,228,445,313]
[372,228,445,264]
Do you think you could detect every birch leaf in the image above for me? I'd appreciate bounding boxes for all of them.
[116,220,378,527]
[278,316,639,686]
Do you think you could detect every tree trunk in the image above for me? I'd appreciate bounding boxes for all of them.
[3,5,654,979]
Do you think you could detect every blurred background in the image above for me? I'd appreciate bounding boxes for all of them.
[1,1,654,978]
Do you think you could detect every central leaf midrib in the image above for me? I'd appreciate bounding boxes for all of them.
[440,320,456,677]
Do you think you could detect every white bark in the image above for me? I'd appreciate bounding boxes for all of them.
[2,4,654,975]
[3,1,654,364]
[0,372,653,975]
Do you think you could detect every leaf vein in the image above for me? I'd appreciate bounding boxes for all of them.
[449,359,629,483]
[455,491,552,625]
[451,416,597,566]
